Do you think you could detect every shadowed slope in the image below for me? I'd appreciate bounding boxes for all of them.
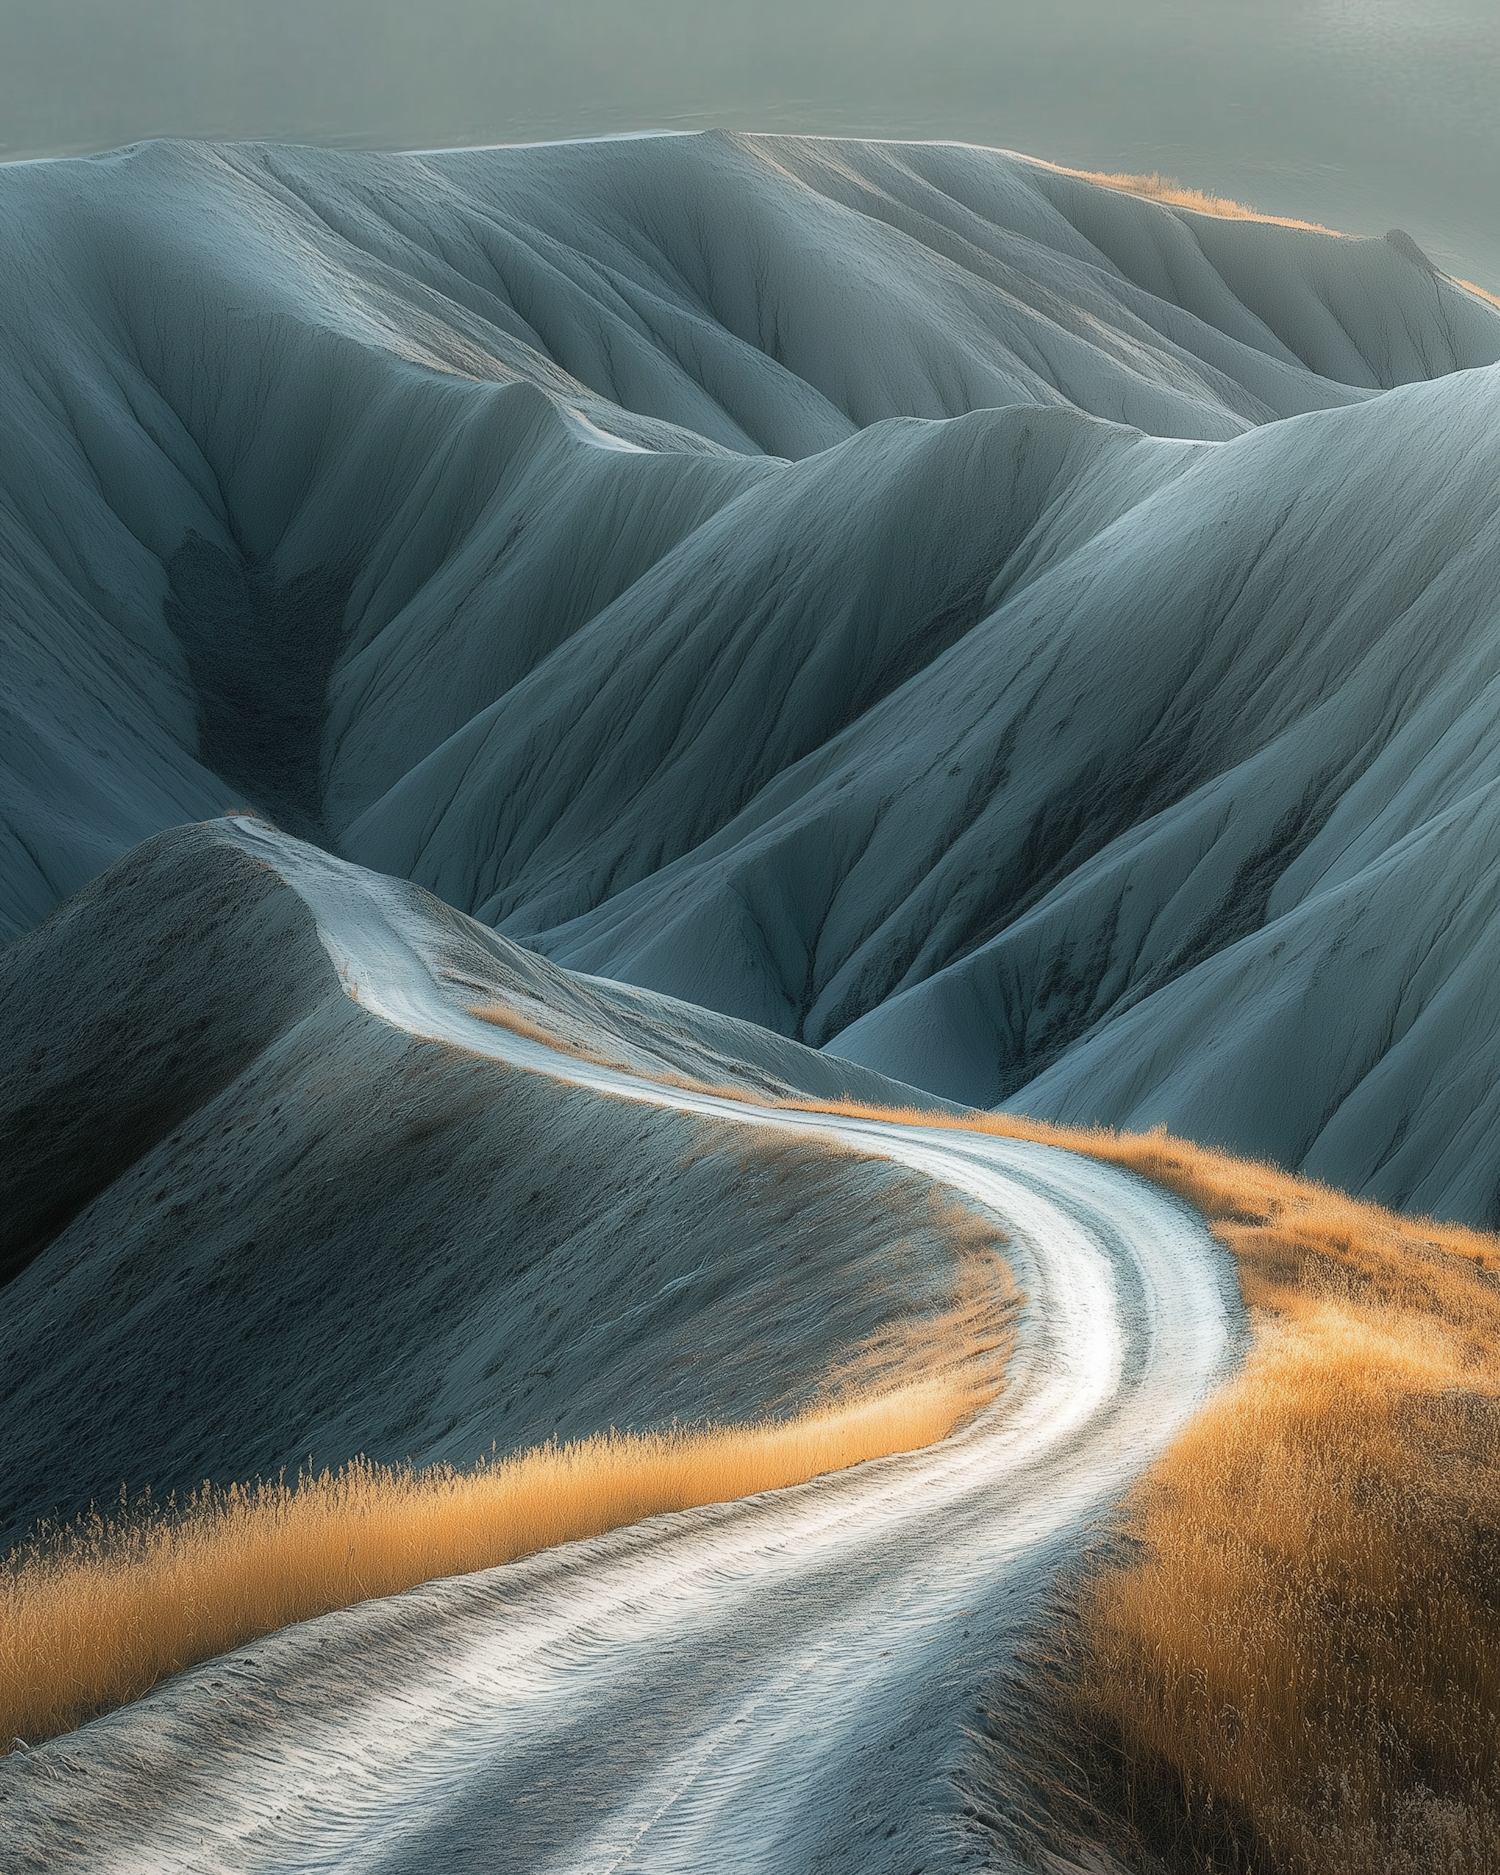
[0,823,998,1552]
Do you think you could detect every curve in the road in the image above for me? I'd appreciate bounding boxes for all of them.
[0,822,1244,1874]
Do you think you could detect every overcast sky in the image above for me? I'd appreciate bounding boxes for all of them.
[4,1,1497,291]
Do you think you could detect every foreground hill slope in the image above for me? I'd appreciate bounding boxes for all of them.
[0,823,1240,1875]
[0,819,979,1550]
[5,134,1500,1217]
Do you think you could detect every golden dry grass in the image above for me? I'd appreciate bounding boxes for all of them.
[1031,160,1341,235]
[764,1095,1500,1872]
[1034,1134,1500,1873]
[1032,161,1500,319]
[1453,276,1500,313]
[1,1384,974,1753]
[470,998,644,1074]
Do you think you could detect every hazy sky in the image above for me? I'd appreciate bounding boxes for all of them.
[4,1,1497,291]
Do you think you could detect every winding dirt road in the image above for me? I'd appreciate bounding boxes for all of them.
[2,827,1243,1873]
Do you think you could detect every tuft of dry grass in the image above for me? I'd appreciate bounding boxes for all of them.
[1453,275,1500,313]
[470,998,644,1074]
[1031,160,1341,235]
[1,1384,976,1754]
[1030,163,1500,321]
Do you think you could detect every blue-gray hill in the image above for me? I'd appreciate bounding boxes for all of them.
[4,133,1500,1218]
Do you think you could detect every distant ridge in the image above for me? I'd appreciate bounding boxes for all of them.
[1029,158,1344,234]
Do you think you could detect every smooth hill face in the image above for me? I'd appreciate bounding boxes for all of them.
[4,134,1500,1218]
[0,821,979,1549]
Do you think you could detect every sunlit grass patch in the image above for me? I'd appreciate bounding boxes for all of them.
[1025,1133,1500,1873]
[843,1108,1500,1873]
[1069,1298,1500,1872]
[1453,275,1500,312]
[470,998,642,1073]
[1,1383,978,1754]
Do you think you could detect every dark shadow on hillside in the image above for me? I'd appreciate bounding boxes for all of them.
[165,533,352,840]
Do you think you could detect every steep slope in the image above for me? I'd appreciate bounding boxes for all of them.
[5,134,1500,1217]
[0,820,988,1551]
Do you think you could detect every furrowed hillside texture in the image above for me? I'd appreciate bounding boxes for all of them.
[5,136,1500,1218]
